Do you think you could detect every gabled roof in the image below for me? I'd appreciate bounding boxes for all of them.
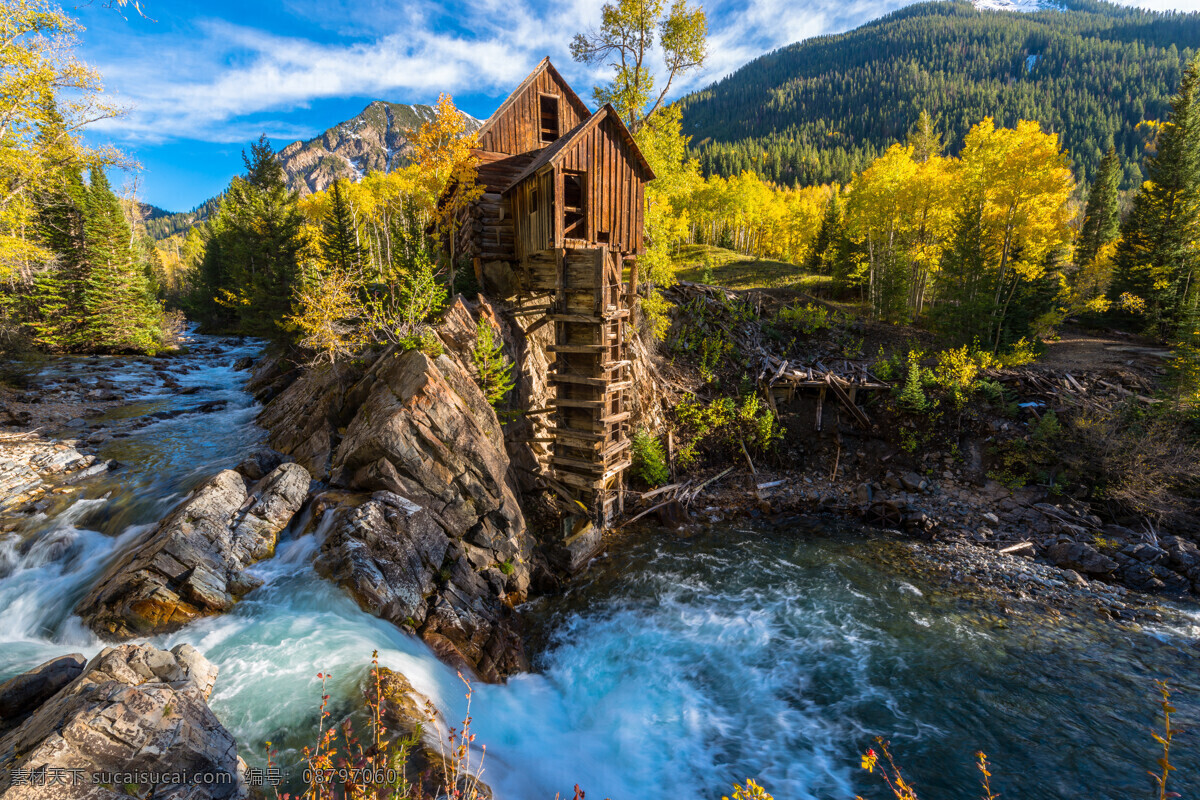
[474,57,591,145]
[503,104,656,192]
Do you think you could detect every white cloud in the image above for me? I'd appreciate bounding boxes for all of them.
[87,0,1200,145]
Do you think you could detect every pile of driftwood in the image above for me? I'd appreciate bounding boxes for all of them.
[757,354,889,430]
[991,369,1161,416]
[618,466,737,528]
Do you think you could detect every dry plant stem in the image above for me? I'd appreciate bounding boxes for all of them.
[976,752,997,800]
[1150,680,1178,800]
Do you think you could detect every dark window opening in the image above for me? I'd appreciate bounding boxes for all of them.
[539,95,559,144]
[563,171,586,239]
[597,231,610,244]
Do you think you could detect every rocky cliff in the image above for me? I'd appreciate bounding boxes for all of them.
[255,298,534,680]
[278,102,482,195]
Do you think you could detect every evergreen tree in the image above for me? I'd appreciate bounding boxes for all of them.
[907,110,945,163]
[935,195,994,344]
[30,164,88,350]
[194,135,304,338]
[1109,56,1200,337]
[79,167,162,352]
[805,193,841,274]
[320,180,366,273]
[1076,145,1122,271]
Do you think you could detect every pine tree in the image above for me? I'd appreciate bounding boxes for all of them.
[1109,56,1200,337]
[320,180,366,273]
[906,110,945,163]
[195,135,304,338]
[79,167,162,352]
[935,195,994,344]
[1076,145,1122,271]
[30,164,88,350]
[805,193,841,275]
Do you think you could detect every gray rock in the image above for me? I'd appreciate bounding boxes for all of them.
[75,463,310,638]
[0,644,245,799]
[315,492,449,628]
[1044,541,1119,575]
[0,654,86,721]
[1123,542,1167,564]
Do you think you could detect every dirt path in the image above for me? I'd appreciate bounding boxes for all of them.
[1034,328,1170,381]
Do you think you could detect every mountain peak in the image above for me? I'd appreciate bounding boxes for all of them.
[277,102,481,195]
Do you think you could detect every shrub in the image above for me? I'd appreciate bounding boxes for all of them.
[269,653,488,800]
[1068,401,1199,522]
[986,410,1063,489]
[631,428,669,486]
[639,289,673,341]
[671,393,782,470]
[996,336,1038,367]
[775,303,834,334]
[633,429,672,484]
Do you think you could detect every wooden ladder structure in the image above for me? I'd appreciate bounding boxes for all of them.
[545,245,632,524]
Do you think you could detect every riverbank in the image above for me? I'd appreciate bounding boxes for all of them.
[0,316,1189,634]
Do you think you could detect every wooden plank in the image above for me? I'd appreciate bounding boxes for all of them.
[825,373,872,428]
[553,398,607,409]
[552,455,605,473]
[550,374,609,387]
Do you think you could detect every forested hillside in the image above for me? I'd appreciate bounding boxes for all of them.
[678,0,1200,186]
[143,196,221,241]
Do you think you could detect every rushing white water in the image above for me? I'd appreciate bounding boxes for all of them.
[5,332,1200,800]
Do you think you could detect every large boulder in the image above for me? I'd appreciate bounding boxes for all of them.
[314,488,529,683]
[330,346,526,557]
[314,492,449,627]
[255,361,357,479]
[0,655,86,725]
[1044,541,1119,576]
[0,644,245,799]
[75,463,310,639]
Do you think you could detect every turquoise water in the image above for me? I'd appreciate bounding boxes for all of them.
[2,335,1199,800]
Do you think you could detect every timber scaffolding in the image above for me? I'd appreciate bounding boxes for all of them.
[758,355,890,431]
[538,246,635,522]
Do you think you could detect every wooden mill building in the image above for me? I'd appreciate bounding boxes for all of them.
[453,58,654,524]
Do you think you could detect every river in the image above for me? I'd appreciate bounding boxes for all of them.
[2,331,1198,800]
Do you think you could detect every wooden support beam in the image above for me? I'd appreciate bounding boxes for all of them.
[825,373,871,429]
[523,315,551,335]
[550,373,610,387]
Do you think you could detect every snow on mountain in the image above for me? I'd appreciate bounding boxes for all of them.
[277,102,481,195]
[972,0,1057,11]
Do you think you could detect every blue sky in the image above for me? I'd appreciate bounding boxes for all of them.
[77,0,1200,212]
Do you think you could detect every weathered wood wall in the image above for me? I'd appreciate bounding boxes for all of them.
[510,169,555,262]
[476,68,588,156]
[554,114,645,256]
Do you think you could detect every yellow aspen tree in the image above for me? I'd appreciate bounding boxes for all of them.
[410,93,482,292]
[959,118,1075,349]
[845,144,920,320]
[0,0,123,281]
